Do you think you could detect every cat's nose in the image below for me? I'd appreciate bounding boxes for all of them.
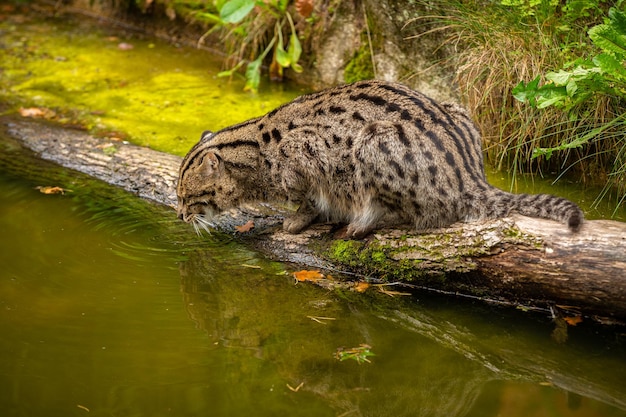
[176,206,185,221]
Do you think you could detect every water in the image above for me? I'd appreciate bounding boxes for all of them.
[1,4,625,416]
[0,143,625,417]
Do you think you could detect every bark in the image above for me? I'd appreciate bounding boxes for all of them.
[6,118,626,321]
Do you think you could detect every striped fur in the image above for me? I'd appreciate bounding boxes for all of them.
[177,80,583,237]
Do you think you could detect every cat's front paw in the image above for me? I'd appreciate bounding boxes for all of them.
[282,213,316,234]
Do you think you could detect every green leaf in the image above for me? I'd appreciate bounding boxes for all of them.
[275,45,290,67]
[593,53,626,80]
[546,69,572,86]
[511,80,532,103]
[274,23,291,67]
[243,56,262,93]
[536,95,566,108]
[194,12,224,25]
[287,32,302,71]
[242,38,276,93]
[532,147,553,160]
[588,9,626,58]
[220,0,255,24]
[565,78,578,96]
[217,60,245,78]
[285,13,303,72]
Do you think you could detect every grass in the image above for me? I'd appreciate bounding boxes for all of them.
[407,1,625,214]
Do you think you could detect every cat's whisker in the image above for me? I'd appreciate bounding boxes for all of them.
[191,219,201,236]
[194,215,214,235]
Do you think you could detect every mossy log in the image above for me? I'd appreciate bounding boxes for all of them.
[7,118,626,322]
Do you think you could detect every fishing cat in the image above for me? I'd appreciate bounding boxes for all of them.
[176,80,583,237]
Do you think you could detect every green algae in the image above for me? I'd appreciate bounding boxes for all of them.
[0,13,304,156]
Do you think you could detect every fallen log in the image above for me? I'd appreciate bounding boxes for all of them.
[5,118,626,321]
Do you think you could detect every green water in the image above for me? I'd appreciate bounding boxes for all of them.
[0,4,304,156]
[1,4,626,417]
[1,156,625,417]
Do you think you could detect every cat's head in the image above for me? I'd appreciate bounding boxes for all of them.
[176,131,246,234]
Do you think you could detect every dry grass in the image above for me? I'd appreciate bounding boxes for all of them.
[408,1,625,209]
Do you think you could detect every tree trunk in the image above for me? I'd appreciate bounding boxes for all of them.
[6,118,626,322]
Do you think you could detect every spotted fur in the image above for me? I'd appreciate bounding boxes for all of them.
[177,80,583,237]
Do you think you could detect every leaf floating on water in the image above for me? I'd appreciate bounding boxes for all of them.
[286,382,304,392]
[377,287,411,297]
[335,344,375,364]
[76,404,90,412]
[563,315,583,326]
[235,220,255,233]
[307,315,336,324]
[36,186,71,195]
[293,270,324,282]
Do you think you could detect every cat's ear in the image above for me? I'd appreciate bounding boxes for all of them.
[200,130,214,141]
[200,152,223,177]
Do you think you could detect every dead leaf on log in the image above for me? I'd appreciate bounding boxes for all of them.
[36,186,71,195]
[235,220,255,233]
[293,270,324,282]
[19,107,56,119]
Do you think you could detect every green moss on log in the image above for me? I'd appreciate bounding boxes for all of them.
[324,221,544,284]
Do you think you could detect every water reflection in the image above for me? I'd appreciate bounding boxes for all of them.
[181,246,626,417]
[0,143,625,416]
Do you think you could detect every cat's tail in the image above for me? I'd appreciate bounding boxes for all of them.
[478,187,584,232]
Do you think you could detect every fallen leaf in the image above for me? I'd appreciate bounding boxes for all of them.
[95,143,115,149]
[293,270,324,282]
[235,220,255,233]
[563,315,583,326]
[19,107,44,118]
[307,315,336,324]
[76,404,90,412]
[353,282,370,293]
[378,287,412,297]
[241,264,261,269]
[334,344,375,364]
[36,186,70,195]
[19,107,56,119]
[287,382,304,392]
